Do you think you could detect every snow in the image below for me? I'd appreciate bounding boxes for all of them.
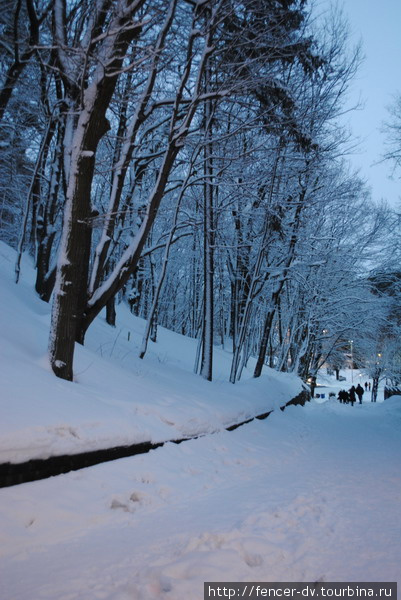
[1,400,400,598]
[0,241,302,464]
[0,241,400,599]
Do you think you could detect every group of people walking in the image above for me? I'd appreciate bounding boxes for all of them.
[338,383,366,406]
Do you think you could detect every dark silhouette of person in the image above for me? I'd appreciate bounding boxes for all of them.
[368,382,371,391]
[356,383,364,404]
[364,382,368,391]
[349,386,356,406]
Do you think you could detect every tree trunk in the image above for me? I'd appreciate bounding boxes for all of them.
[229,148,283,383]
[200,140,214,381]
[49,4,146,378]
[49,145,98,378]
[35,115,65,300]
[254,284,283,377]
[106,297,116,327]
[200,13,214,382]
[371,376,379,402]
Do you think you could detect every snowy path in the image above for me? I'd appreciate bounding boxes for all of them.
[0,399,400,600]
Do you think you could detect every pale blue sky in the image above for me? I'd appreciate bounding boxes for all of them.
[318,0,401,208]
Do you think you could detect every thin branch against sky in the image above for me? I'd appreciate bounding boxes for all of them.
[318,0,401,208]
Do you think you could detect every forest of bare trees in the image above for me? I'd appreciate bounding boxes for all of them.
[1,0,400,386]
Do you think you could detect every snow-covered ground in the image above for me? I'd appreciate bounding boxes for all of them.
[1,398,400,599]
[0,242,302,465]
[0,241,400,599]
[314,369,384,403]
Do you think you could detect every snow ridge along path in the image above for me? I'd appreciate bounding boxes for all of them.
[0,390,309,488]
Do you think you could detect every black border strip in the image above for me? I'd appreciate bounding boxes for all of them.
[0,390,309,488]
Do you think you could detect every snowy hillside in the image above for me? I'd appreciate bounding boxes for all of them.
[1,241,401,599]
[0,242,303,464]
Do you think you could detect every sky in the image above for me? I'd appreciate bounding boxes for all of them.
[319,0,401,209]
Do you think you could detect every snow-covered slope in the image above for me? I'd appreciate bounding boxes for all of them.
[1,243,400,599]
[0,242,303,464]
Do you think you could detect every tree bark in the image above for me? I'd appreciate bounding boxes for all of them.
[49,4,145,379]
[200,77,214,381]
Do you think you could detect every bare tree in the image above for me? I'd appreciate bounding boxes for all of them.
[383,93,401,176]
